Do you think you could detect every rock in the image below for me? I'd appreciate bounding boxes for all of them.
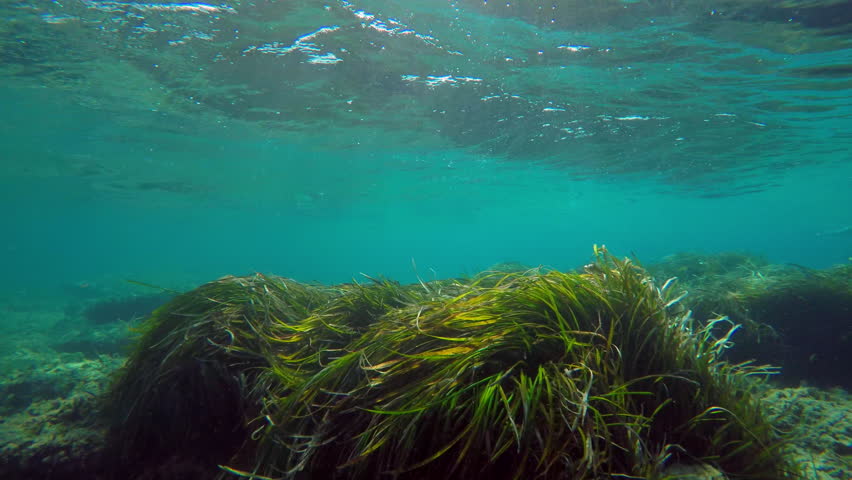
[0,355,124,479]
[762,387,852,480]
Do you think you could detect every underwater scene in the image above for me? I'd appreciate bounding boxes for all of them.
[0,1,850,479]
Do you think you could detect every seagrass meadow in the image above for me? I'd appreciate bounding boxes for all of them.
[104,248,797,480]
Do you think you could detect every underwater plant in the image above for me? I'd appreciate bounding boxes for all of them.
[729,263,852,388]
[105,248,798,480]
[649,254,852,389]
[246,247,792,480]
[103,274,333,478]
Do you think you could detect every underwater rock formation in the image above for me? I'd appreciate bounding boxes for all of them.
[761,387,852,480]
[81,293,174,324]
[0,354,122,479]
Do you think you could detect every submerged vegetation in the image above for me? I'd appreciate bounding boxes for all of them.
[648,253,852,389]
[105,247,797,480]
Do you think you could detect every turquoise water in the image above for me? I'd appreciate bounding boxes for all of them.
[1,0,850,293]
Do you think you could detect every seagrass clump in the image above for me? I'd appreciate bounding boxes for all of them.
[104,273,432,478]
[649,253,852,388]
[243,248,794,480]
[105,249,797,480]
[104,274,334,477]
